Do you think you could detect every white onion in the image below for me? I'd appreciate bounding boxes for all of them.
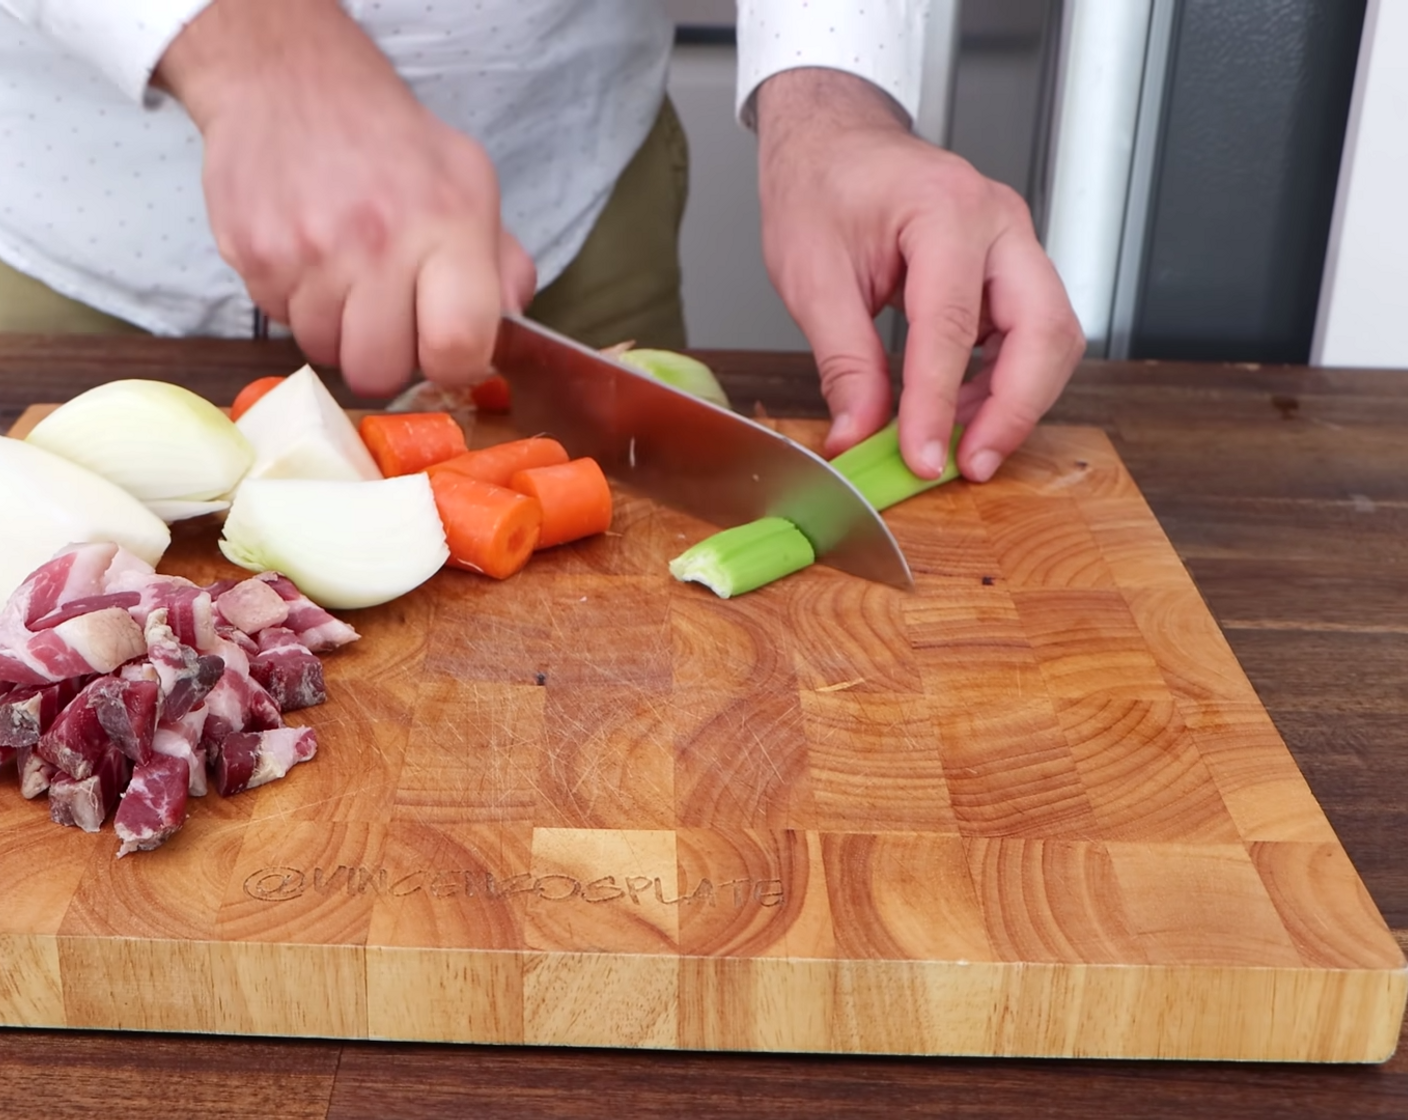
[146,498,231,522]
[25,380,254,510]
[219,476,448,610]
[0,436,171,602]
[237,365,382,482]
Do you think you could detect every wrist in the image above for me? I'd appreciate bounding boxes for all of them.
[754,68,910,149]
[155,0,385,129]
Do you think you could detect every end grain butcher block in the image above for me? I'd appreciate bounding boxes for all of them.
[1,409,1403,1062]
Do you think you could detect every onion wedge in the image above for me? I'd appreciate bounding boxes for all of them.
[0,436,170,602]
[24,380,254,514]
[237,365,382,482]
[219,476,449,610]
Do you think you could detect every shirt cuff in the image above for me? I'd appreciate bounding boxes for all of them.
[6,0,217,105]
[735,0,930,130]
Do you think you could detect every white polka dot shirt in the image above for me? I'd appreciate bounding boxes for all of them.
[0,1,928,337]
[736,1,928,127]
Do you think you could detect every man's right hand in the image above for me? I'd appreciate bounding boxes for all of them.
[156,0,535,397]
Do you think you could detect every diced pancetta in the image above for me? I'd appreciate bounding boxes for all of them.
[107,571,218,653]
[214,726,317,797]
[142,609,224,720]
[0,544,153,685]
[197,630,284,762]
[214,578,290,636]
[254,573,359,652]
[1,550,357,856]
[1,676,84,749]
[36,674,158,778]
[48,746,130,832]
[17,744,55,799]
[152,707,209,797]
[249,627,326,711]
[114,754,190,856]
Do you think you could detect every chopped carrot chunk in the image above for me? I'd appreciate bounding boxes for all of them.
[429,472,542,579]
[426,436,569,489]
[508,457,612,549]
[359,412,467,477]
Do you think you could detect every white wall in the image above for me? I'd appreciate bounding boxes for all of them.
[667,44,812,350]
[1311,0,1408,368]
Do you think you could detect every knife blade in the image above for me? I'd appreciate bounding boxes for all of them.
[490,315,913,590]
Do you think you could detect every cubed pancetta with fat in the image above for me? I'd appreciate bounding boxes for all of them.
[1,548,356,855]
[1,676,84,750]
[17,744,55,799]
[114,754,190,857]
[152,707,209,797]
[197,633,282,761]
[254,573,359,652]
[249,627,326,711]
[141,609,224,720]
[0,544,152,685]
[213,577,290,636]
[36,674,158,778]
[107,570,218,652]
[48,746,130,832]
[214,726,318,797]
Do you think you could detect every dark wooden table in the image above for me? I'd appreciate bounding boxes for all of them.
[2,336,1405,1119]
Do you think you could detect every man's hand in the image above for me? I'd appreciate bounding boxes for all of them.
[157,0,535,397]
[755,68,1084,481]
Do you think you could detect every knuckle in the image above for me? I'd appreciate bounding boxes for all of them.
[922,301,982,349]
[340,201,393,260]
[987,180,1031,223]
[419,317,494,379]
[231,230,291,283]
[1043,306,1087,362]
[815,351,883,397]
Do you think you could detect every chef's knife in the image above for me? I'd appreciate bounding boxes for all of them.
[491,314,913,590]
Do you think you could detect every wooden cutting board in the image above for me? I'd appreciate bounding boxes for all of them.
[1,408,1403,1061]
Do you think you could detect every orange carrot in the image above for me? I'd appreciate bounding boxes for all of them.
[426,436,569,489]
[230,376,286,420]
[359,412,467,477]
[508,457,612,549]
[471,374,512,413]
[429,472,542,579]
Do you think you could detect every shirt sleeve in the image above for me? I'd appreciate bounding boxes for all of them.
[0,1,217,104]
[734,0,930,129]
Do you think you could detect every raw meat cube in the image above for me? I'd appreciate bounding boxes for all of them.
[114,754,190,857]
[48,746,130,832]
[214,727,317,796]
[214,578,289,636]
[249,627,326,711]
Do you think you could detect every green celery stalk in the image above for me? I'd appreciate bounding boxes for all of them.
[669,421,961,598]
[830,421,962,510]
[668,516,814,599]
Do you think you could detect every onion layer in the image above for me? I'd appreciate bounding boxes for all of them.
[0,436,170,602]
[219,476,448,610]
[25,380,254,515]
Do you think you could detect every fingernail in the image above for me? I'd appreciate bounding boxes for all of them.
[920,440,948,477]
[968,449,1001,482]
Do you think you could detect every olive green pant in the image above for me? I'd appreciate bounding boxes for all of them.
[0,99,689,351]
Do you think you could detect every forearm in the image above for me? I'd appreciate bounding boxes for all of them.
[155,0,396,129]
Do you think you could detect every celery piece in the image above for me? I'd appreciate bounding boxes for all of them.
[669,516,815,598]
[668,420,963,599]
[830,421,963,511]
